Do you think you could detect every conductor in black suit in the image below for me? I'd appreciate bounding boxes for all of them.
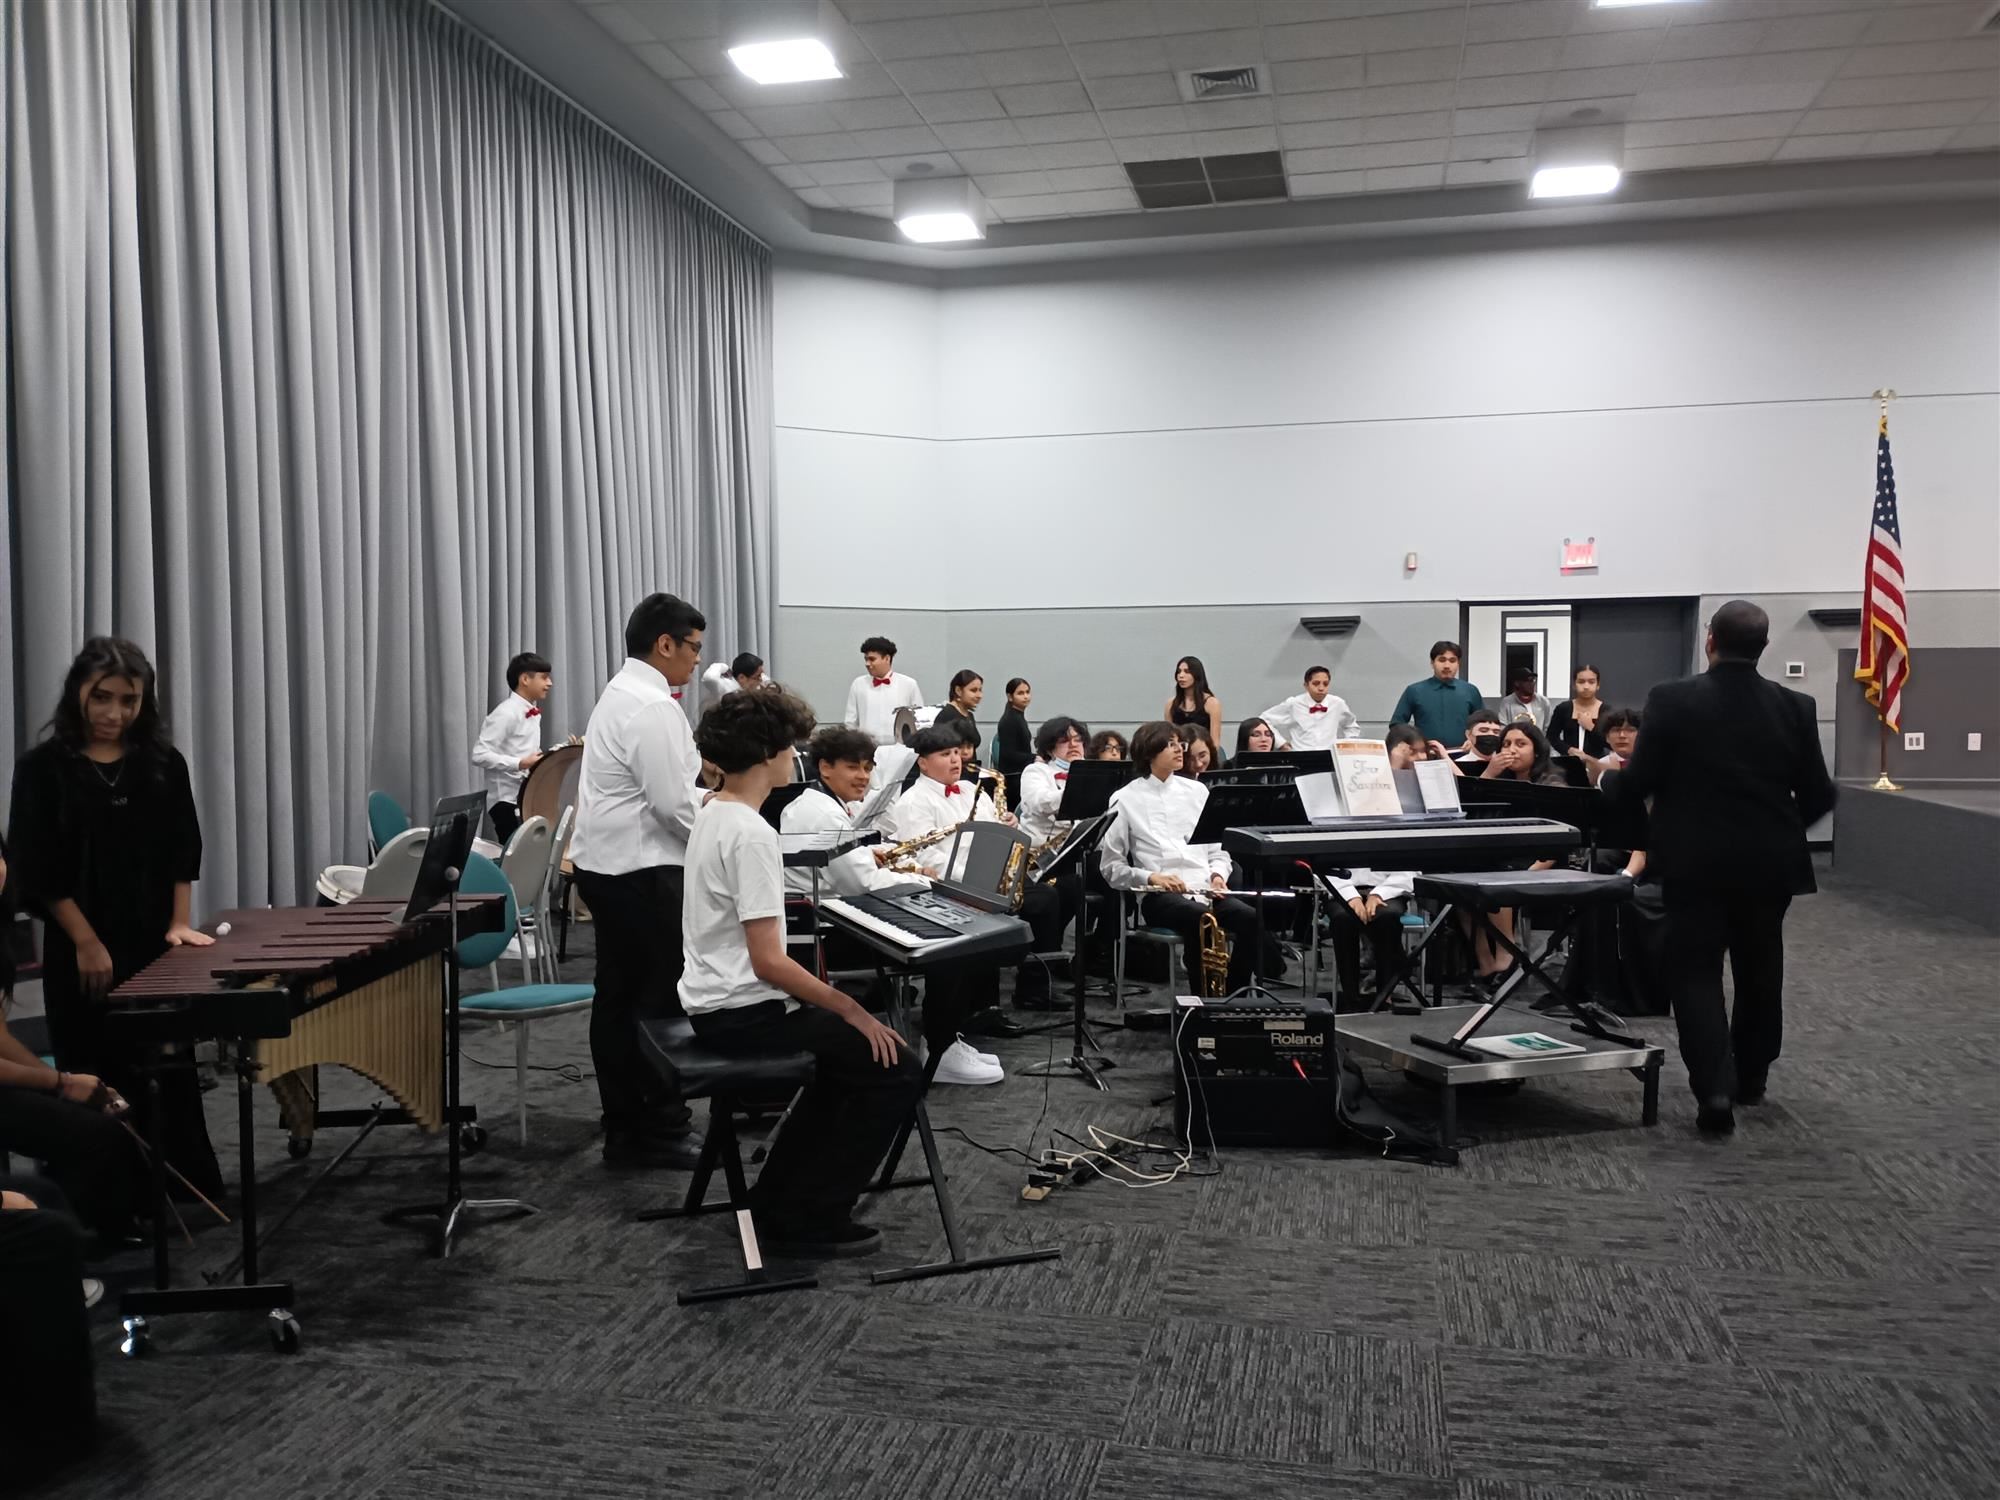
[1604,600,1836,1135]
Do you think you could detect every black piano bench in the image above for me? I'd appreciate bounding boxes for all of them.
[633,1017,818,1306]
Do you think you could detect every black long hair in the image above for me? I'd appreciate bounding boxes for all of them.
[1499,721,1563,785]
[1234,716,1275,757]
[1171,655,1214,714]
[46,636,175,771]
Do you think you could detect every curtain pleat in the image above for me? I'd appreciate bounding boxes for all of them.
[2,0,775,909]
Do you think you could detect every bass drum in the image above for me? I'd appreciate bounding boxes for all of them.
[520,743,585,831]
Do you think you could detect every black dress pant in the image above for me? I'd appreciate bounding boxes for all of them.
[1140,891,1260,994]
[41,945,224,1201]
[0,1086,147,1239]
[489,800,522,846]
[573,865,693,1135]
[0,1175,96,1482]
[1663,887,1791,1103]
[1329,897,1407,1012]
[689,1001,924,1231]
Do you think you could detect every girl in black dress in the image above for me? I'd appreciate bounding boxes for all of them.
[7,638,224,1198]
[1547,664,1610,761]
[993,678,1034,784]
[1164,656,1222,746]
[931,670,984,747]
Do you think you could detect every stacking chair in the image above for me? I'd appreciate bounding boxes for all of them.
[497,814,557,986]
[358,828,429,903]
[367,791,412,858]
[455,853,594,1146]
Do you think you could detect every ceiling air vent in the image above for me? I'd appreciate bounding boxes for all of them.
[1124,150,1288,209]
[1178,65,1265,103]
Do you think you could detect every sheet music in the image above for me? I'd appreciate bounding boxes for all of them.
[1296,770,1343,822]
[1333,740,1402,818]
[1414,759,1462,814]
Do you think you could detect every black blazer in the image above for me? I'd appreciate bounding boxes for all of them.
[1546,700,1608,759]
[1605,661,1835,898]
[994,706,1034,783]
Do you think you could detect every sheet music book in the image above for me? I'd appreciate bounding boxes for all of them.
[1296,770,1343,822]
[1332,740,1402,818]
[1413,759,1463,814]
[1463,1031,1587,1059]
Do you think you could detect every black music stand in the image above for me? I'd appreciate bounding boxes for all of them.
[385,792,534,1257]
[1019,813,1119,1090]
[1190,782,1306,1002]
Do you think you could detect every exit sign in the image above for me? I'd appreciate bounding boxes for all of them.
[1561,537,1598,574]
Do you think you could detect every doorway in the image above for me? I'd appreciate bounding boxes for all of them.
[1462,598,1696,712]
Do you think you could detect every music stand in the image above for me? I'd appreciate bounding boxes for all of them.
[1019,813,1119,1090]
[387,791,535,1255]
[1053,760,1141,1008]
[1186,782,1310,1001]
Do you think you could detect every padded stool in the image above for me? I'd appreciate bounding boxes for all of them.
[633,1017,818,1305]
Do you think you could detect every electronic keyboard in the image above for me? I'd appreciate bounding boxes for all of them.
[1222,816,1578,869]
[818,887,1031,965]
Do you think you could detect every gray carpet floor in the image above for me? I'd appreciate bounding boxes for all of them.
[29,866,2000,1500]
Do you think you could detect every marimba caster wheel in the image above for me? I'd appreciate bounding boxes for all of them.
[287,1136,312,1159]
[119,1316,151,1359]
[459,1124,488,1155]
[269,1309,302,1353]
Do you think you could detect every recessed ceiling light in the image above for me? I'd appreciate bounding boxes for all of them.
[1530,163,1622,197]
[896,212,984,243]
[892,176,987,243]
[727,38,842,85]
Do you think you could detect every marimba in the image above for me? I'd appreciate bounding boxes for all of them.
[106,896,502,1354]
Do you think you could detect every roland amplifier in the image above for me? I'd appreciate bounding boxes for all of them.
[1172,995,1338,1148]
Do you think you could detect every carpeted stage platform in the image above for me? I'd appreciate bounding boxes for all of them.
[1834,781,2000,932]
[30,866,2000,1500]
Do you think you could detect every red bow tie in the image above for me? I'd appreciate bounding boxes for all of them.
[872,677,893,687]
[1307,704,1327,715]
[1054,772,1068,782]
[525,706,541,719]
[943,783,961,797]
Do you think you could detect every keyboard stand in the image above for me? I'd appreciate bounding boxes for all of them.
[867,975,1062,1286]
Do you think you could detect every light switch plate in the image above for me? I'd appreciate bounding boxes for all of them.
[1971,733,1984,752]
[1904,732,1925,751]
[1784,661,1805,679]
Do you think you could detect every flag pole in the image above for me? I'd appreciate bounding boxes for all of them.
[1869,387,1901,792]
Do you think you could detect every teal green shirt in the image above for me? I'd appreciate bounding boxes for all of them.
[1389,676,1488,745]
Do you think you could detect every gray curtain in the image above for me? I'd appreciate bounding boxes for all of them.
[2,0,773,909]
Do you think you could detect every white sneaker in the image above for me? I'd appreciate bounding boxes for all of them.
[932,1038,1004,1086]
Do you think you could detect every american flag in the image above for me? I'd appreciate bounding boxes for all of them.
[1855,412,1909,731]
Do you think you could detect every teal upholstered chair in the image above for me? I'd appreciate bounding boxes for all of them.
[367,791,412,857]
[456,852,593,1146]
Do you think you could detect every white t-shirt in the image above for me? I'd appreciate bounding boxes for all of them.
[679,799,790,1015]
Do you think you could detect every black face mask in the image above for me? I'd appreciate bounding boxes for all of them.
[1473,733,1504,755]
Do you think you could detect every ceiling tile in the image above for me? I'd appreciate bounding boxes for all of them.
[978,47,1080,86]
[1112,132,1199,161]
[1858,3,1990,46]
[1654,21,1768,63]
[1644,56,1750,91]
[1050,0,1159,45]
[1449,130,1531,159]
[1100,104,1193,135]
[1536,95,1633,127]
[1547,65,1651,100]
[827,181,895,209]
[1625,111,1803,148]
[587,4,656,45]
[827,96,928,131]
[876,151,962,178]
[1856,125,1963,153]
[1558,29,1661,70]
[854,16,966,62]
[709,110,759,141]
[1070,37,1173,76]
[1162,28,1266,70]
[1444,155,1529,185]
[1185,96,1279,128]
[743,103,844,136]
[1283,145,1357,174]
[1454,72,1555,108]
[664,36,731,76]
[884,56,991,92]
[1460,38,1561,77]
[848,125,948,154]
[672,78,731,112]
[1262,19,1371,62]
[1814,70,2000,109]
[1087,73,1186,110]
[910,88,1010,123]
[933,117,1030,149]
[632,42,693,79]
[767,163,813,187]
[1630,82,1825,120]
[1044,164,1132,191]
[1758,10,1871,51]
[1841,37,2000,77]
[973,170,1056,197]
[1625,140,1783,172]
[954,7,1065,50]
[1735,49,1852,86]
[997,81,1096,114]
[1364,109,1453,142]
[1362,45,1461,85]
[623,1,719,45]
[950,144,1046,171]
[1463,0,1573,46]
[1287,168,1369,197]
[1284,137,1448,172]
[1452,102,1545,133]
[742,138,788,165]
[1270,57,1369,92]
[1773,131,1873,160]
[804,159,889,187]
[1795,99,1986,134]
[1193,125,1282,154]
[1026,138,1122,167]
[1365,162,1446,191]
[796,186,839,208]
[1279,116,1366,148]
[1356,8,1467,51]
[1014,111,1110,142]
[770,132,868,162]
[1156,1,1260,36]
[1948,119,2000,151]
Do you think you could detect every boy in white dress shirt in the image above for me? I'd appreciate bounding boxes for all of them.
[1261,666,1360,752]
[471,652,553,843]
[844,636,923,746]
[682,690,921,1257]
[1015,718,1087,847]
[1101,722,1261,995]
[697,652,765,718]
